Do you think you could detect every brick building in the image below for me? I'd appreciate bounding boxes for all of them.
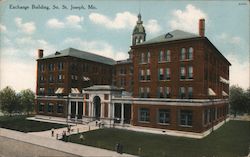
[35,14,230,135]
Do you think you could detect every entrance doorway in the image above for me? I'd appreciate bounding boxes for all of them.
[93,96,101,119]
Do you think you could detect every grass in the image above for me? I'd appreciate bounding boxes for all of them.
[64,120,250,157]
[0,115,67,133]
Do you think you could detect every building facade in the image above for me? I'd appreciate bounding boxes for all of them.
[35,14,230,134]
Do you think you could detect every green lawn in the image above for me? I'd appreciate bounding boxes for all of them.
[0,115,67,133]
[64,120,250,157]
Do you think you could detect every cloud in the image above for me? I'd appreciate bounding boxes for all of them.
[215,33,241,45]
[15,17,36,34]
[145,19,161,34]
[0,59,36,92]
[226,54,249,90]
[0,35,57,92]
[66,15,84,29]
[0,24,7,32]
[47,18,65,28]
[63,37,128,60]
[89,12,137,29]
[169,4,208,34]
[46,15,84,29]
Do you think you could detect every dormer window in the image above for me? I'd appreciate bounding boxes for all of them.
[165,33,173,38]
[55,51,61,55]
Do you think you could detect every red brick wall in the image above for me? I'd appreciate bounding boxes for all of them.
[131,102,229,133]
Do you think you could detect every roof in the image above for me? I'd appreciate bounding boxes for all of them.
[83,85,124,91]
[39,47,116,65]
[137,30,199,45]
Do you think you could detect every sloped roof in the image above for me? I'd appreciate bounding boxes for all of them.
[138,30,199,45]
[39,48,116,65]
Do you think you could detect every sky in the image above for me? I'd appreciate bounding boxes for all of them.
[0,0,249,92]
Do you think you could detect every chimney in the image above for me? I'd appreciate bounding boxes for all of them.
[38,49,44,58]
[199,19,205,37]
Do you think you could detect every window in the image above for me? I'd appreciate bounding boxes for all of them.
[159,87,164,98]
[180,110,192,126]
[180,66,186,79]
[58,62,63,71]
[57,104,63,113]
[139,87,144,98]
[147,52,150,63]
[159,68,164,80]
[179,87,185,98]
[146,87,150,98]
[83,63,89,72]
[49,74,54,83]
[141,53,145,63]
[39,88,45,95]
[188,87,193,98]
[166,50,171,62]
[159,50,164,62]
[158,109,170,124]
[58,74,63,81]
[104,94,109,100]
[146,69,150,80]
[49,63,54,71]
[204,109,208,125]
[188,47,193,60]
[47,103,54,113]
[48,88,54,95]
[38,103,45,112]
[140,69,145,80]
[165,68,170,80]
[40,75,45,82]
[188,66,193,79]
[39,64,44,72]
[165,87,171,98]
[139,108,150,122]
[180,48,186,60]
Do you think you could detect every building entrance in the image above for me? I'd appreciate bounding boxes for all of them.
[93,96,101,119]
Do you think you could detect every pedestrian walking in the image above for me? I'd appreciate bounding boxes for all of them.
[79,133,85,142]
[51,128,54,137]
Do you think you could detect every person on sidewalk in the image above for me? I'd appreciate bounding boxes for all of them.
[51,128,54,137]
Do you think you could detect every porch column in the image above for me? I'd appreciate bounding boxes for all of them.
[88,102,91,117]
[68,101,71,120]
[83,102,86,117]
[101,102,104,118]
[108,102,111,118]
[75,101,78,121]
[120,103,124,125]
[112,103,115,119]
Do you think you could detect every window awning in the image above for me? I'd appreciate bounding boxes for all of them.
[222,91,228,96]
[208,88,216,96]
[219,76,229,84]
[55,88,64,94]
[83,76,90,81]
[71,88,80,94]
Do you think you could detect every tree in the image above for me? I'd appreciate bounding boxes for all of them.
[0,86,20,115]
[229,85,248,116]
[19,89,35,115]
[245,88,250,114]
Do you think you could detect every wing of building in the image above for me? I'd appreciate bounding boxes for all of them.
[35,15,231,136]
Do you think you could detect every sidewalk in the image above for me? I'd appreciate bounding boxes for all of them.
[0,128,137,157]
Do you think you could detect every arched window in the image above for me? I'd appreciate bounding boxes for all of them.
[188,47,194,60]
[181,48,186,60]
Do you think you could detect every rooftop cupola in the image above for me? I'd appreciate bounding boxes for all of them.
[132,13,146,46]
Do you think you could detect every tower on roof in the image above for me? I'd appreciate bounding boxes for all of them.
[132,13,146,46]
